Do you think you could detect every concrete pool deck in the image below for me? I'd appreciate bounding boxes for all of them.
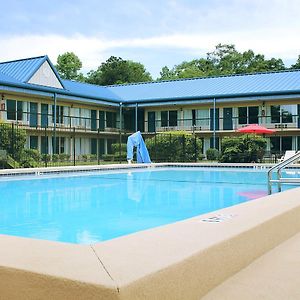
[203,230,300,299]
[0,164,300,299]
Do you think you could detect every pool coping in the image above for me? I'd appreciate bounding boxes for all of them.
[0,161,295,178]
[1,164,300,299]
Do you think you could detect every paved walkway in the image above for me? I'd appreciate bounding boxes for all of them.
[202,231,300,300]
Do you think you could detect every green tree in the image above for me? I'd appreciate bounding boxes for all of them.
[291,55,300,69]
[158,66,176,80]
[157,44,286,81]
[86,56,152,85]
[56,52,84,80]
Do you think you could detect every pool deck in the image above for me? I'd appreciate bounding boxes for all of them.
[202,230,300,299]
[0,163,300,299]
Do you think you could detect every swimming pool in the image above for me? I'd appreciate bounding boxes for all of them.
[0,167,296,244]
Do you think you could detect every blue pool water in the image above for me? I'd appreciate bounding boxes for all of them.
[0,167,297,244]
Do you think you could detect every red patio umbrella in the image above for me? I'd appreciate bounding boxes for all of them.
[237,124,275,134]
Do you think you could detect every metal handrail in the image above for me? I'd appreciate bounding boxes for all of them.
[268,151,300,194]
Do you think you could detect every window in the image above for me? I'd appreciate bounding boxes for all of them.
[271,105,280,123]
[52,137,65,154]
[161,111,168,127]
[192,110,196,126]
[81,108,91,128]
[41,104,48,127]
[160,110,177,127]
[60,137,65,154]
[169,110,177,126]
[41,136,49,154]
[52,137,59,154]
[238,106,258,124]
[196,109,209,127]
[249,107,259,124]
[270,136,293,154]
[6,100,23,121]
[271,105,297,123]
[52,105,64,124]
[106,112,117,128]
[238,107,247,124]
[91,138,97,155]
[282,105,296,123]
[29,136,38,150]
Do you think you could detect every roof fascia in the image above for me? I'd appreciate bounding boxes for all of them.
[125,93,300,108]
[121,89,300,105]
[0,82,120,106]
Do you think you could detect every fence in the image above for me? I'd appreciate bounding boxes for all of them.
[0,122,206,169]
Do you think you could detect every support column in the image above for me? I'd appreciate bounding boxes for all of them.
[135,103,138,132]
[119,103,123,163]
[213,97,216,149]
[53,93,57,154]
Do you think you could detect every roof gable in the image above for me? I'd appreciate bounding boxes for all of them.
[28,60,63,89]
[0,55,64,89]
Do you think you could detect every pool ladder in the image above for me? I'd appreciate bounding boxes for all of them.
[268,151,300,194]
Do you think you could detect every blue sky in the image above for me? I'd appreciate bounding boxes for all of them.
[1,0,300,78]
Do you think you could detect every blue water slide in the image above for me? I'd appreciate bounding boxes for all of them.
[127,131,151,163]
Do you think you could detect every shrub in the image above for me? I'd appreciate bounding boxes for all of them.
[102,154,115,161]
[81,154,88,162]
[0,122,26,161]
[42,154,51,163]
[145,131,202,162]
[113,152,127,161]
[20,149,41,168]
[220,134,267,163]
[52,154,60,162]
[89,154,97,161]
[59,153,70,162]
[206,148,220,161]
[111,143,127,153]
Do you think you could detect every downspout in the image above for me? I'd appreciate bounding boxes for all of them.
[53,93,57,154]
[213,97,216,149]
[135,102,138,132]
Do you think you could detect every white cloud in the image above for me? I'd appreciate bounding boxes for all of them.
[0,27,299,77]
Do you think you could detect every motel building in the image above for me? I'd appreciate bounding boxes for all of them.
[0,55,300,160]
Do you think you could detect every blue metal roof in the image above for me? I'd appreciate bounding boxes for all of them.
[0,56,46,83]
[107,70,300,103]
[62,80,121,102]
[0,55,65,89]
[1,54,300,105]
[0,70,21,84]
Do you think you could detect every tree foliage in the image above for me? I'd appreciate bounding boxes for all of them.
[56,52,84,81]
[86,56,152,85]
[56,44,300,85]
[220,134,267,163]
[158,44,285,80]
[291,55,300,69]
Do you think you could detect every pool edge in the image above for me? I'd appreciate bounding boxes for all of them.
[0,186,300,299]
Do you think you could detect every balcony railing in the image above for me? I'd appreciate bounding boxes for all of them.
[0,109,121,133]
[1,108,300,134]
[144,115,300,133]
